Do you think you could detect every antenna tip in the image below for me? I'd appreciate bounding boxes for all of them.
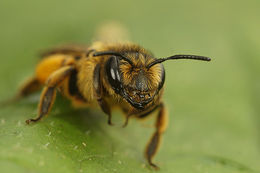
[199,56,211,61]
[206,57,211,61]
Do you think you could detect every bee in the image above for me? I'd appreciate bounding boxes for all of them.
[8,40,210,169]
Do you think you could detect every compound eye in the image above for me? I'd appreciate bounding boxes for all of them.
[158,64,165,91]
[105,56,122,94]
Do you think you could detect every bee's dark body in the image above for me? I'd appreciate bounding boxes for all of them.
[68,69,86,102]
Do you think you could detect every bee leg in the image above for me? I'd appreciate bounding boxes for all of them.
[26,86,56,124]
[17,77,42,98]
[0,77,41,106]
[26,66,74,124]
[145,103,168,170]
[93,64,113,125]
[97,97,113,125]
[122,104,161,128]
[122,114,131,128]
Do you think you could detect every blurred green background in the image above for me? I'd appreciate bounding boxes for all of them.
[0,0,260,173]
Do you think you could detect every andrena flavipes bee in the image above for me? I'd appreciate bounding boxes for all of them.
[3,24,211,169]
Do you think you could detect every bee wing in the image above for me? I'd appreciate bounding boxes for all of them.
[94,21,130,42]
[39,44,89,58]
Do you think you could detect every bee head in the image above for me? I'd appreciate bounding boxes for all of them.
[93,51,210,110]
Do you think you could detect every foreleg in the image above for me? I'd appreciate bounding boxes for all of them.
[145,103,168,169]
[93,64,113,125]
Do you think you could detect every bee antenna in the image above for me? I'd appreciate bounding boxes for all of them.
[147,54,211,69]
[93,51,134,66]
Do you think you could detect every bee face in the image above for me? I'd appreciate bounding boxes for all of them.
[105,54,165,110]
[96,46,210,110]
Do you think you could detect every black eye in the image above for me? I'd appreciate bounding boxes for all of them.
[158,64,165,91]
[105,56,122,94]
